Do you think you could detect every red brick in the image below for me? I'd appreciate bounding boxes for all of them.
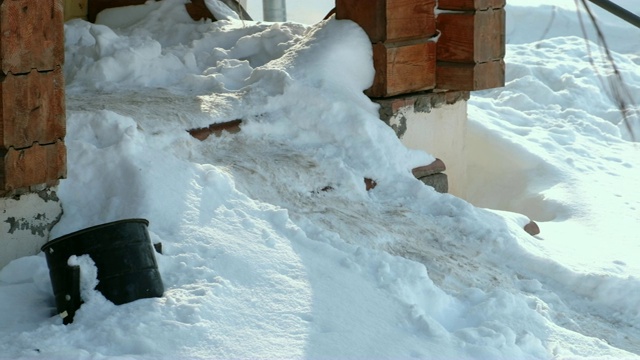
[336,0,436,42]
[367,39,436,98]
[436,60,505,91]
[0,68,66,149]
[0,141,66,194]
[412,158,446,178]
[390,97,417,113]
[438,0,505,10]
[0,0,64,73]
[436,8,505,63]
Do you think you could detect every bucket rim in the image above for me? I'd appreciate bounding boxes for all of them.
[41,218,150,252]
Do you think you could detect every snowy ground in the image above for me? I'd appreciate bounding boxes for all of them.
[1,0,639,359]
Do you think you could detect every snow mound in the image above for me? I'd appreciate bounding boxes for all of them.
[0,1,639,359]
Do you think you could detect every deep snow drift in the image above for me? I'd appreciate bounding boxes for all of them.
[1,1,639,359]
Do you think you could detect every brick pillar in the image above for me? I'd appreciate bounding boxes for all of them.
[0,0,66,196]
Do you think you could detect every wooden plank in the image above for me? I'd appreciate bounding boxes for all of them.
[386,0,436,42]
[0,68,66,149]
[64,0,88,21]
[436,8,505,63]
[367,39,436,98]
[0,0,64,74]
[0,141,66,194]
[336,0,436,43]
[188,119,242,140]
[336,0,387,42]
[438,0,505,10]
[435,60,505,91]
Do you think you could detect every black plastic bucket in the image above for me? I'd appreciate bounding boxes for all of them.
[41,219,164,324]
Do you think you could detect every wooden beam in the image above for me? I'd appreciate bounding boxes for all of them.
[0,68,65,149]
[367,39,436,97]
[0,0,64,74]
[0,141,66,195]
[436,8,505,63]
[436,60,505,91]
[336,0,436,43]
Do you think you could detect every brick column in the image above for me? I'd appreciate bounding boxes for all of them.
[0,0,66,196]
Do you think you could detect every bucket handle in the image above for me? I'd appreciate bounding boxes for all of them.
[60,265,81,325]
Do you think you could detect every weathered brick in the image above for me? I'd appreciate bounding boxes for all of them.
[367,39,436,98]
[0,141,66,195]
[436,8,505,63]
[374,91,470,121]
[336,0,437,42]
[0,0,64,74]
[438,0,505,10]
[0,68,65,149]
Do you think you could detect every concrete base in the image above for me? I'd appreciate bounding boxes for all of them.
[374,91,469,198]
[0,188,63,269]
[417,172,449,193]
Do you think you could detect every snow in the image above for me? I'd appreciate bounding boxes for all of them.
[1,0,639,359]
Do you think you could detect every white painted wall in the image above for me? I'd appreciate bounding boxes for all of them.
[388,101,469,198]
[0,190,63,269]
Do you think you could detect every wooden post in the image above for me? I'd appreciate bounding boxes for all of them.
[368,39,436,97]
[435,0,506,90]
[0,0,66,195]
[0,141,67,192]
[336,0,438,97]
[0,0,64,73]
